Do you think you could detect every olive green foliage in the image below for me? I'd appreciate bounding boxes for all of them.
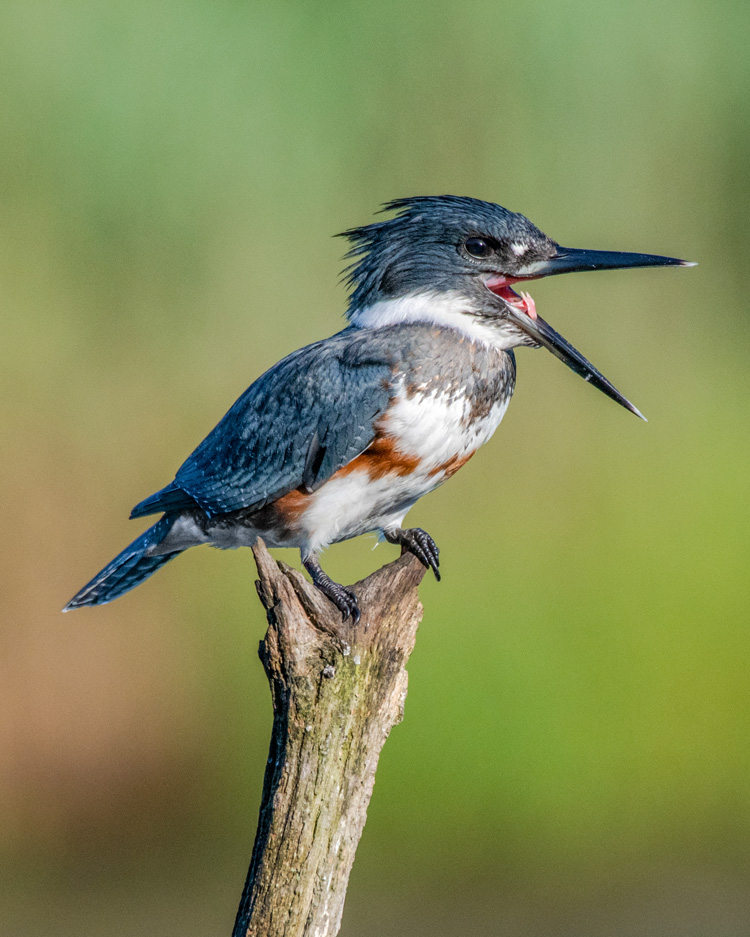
[1,1,748,934]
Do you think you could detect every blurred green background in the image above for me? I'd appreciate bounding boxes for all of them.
[2,1,749,934]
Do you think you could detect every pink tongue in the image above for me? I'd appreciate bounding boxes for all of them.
[488,282,537,320]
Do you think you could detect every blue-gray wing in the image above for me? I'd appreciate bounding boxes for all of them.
[130,332,394,519]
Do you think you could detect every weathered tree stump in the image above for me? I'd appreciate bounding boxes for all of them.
[232,538,426,937]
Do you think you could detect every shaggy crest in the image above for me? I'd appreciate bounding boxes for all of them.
[337,195,553,315]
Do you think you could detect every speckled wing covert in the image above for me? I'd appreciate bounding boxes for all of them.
[130,331,394,519]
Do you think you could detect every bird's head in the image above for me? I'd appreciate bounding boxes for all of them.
[340,195,693,419]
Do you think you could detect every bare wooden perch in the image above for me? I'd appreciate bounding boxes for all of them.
[232,538,426,937]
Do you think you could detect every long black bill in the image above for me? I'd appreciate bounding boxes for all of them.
[519,246,693,278]
[506,309,647,421]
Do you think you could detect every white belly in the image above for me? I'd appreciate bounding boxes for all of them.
[300,386,511,552]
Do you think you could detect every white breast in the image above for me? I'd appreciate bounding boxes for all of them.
[299,385,511,553]
[385,383,510,471]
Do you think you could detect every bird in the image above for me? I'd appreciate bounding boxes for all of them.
[64,195,692,622]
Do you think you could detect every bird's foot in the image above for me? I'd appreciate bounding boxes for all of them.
[320,582,360,624]
[303,555,361,624]
[385,527,441,581]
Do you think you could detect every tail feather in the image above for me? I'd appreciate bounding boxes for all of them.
[63,517,180,611]
[130,483,197,519]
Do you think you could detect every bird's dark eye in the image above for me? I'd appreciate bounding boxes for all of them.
[464,237,492,258]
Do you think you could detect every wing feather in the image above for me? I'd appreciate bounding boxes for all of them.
[131,330,394,519]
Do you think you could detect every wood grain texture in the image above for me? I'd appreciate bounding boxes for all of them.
[232,538,426,937]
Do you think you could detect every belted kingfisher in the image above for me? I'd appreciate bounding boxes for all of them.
[65,196,691,621]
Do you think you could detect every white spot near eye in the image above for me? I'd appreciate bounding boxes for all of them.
[511,242,528,256]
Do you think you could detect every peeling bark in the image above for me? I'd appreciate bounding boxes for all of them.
[232,538,426,937]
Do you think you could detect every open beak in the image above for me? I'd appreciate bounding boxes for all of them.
[485,245,695,420]
[505,309,647,420]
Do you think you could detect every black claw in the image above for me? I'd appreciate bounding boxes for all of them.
[387,527,441,581]
[303,555,361,623]
[331,586,360,624]
[319,581,360,623]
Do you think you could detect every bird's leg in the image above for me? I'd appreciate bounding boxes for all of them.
[384,527,441,581]
[302,553,361,624]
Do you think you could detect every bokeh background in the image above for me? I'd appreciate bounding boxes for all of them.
[2,1,749,934]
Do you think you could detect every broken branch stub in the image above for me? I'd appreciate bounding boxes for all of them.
[232,538,426,937]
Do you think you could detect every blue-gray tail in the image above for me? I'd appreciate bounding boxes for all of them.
[63,517,180,611]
